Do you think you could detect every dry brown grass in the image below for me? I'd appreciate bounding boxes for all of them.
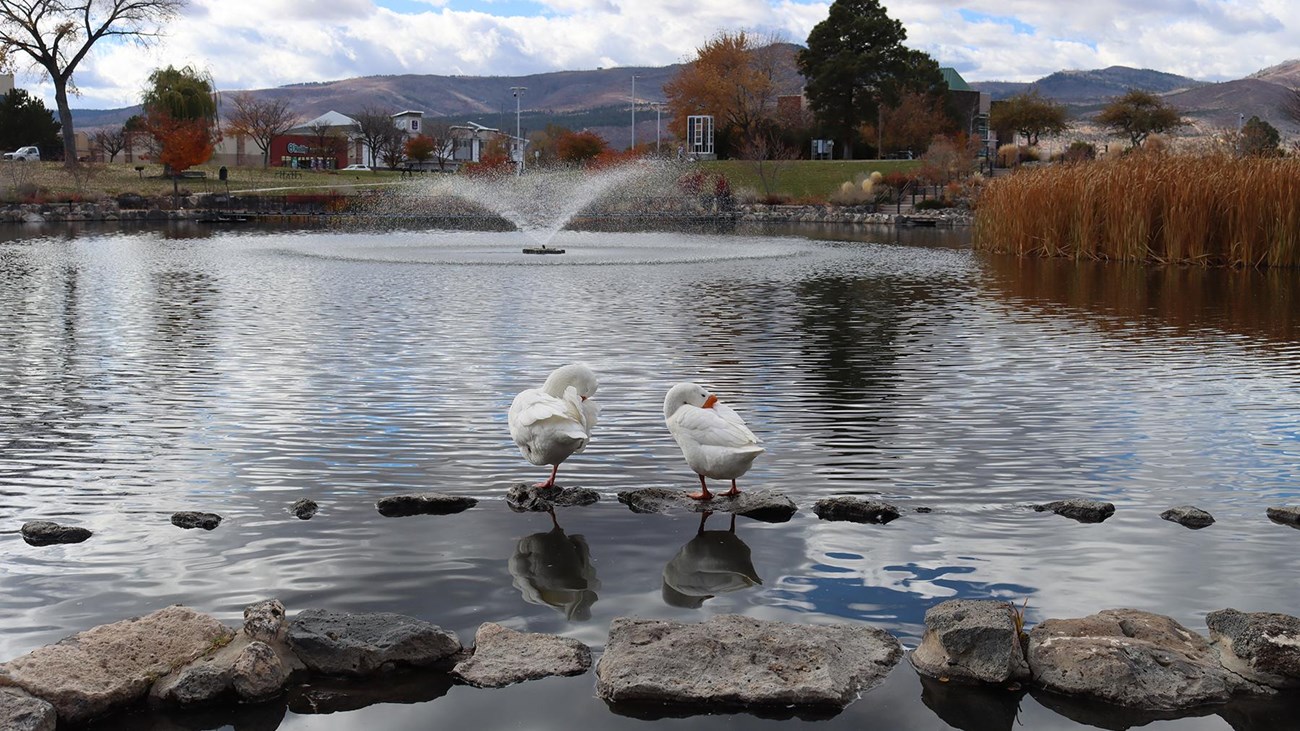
[973,152,1300,268]
[0,160,403,201]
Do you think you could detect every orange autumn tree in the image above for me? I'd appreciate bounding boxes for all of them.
[141,65,219,204]
[664,30,783,157]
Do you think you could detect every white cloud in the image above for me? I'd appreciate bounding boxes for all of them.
[9,0,1296,111]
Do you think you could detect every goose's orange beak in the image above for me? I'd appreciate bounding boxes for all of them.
[702,394,718,409]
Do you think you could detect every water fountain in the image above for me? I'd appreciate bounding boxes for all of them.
[413,160,660,251]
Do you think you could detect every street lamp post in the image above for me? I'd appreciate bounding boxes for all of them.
[631,74,638,152]
[511,86,526,175]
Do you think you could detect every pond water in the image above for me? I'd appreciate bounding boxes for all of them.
[1,222,1298,730]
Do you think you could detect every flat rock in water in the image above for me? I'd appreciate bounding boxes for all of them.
[1034,499,1115,523]
[171,511,222,530]
[1027,608,1253,710]
[452,622,591,688]
[616,487,797,523]
[1206,608,1300,689]
[1266,506,1300,527]
[287,609,461,676]
[1161,506,1215,529]
[596,614,902,711]
[20,521,92,546]
[812,497,901,525]
[910,599,1029,684]
[505,483,600,513]
[0,687,55,731]
[0,605,235,725]
[376,493,477,517]
[291,499,318,520]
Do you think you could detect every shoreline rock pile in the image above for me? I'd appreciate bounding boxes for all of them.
[2,597,1296,728]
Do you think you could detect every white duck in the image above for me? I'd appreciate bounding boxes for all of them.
[664,382,764,500]
[509,364,600,488]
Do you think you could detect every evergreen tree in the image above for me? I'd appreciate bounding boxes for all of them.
[0,88,61,156]
[797,0,943,159]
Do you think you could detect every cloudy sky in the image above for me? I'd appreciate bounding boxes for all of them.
[13,0,1297,110]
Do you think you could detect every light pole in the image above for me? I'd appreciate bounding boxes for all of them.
[631,74,638,152]
[511,86,526,175]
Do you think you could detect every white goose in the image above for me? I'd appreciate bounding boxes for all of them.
[509,364,599,488]
[664,382,764,500]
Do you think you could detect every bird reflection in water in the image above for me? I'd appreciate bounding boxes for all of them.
[508,515,600,621]
[662,512,763,608]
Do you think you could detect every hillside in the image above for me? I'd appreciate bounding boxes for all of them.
[70,51,1296,143]
[70,44,805,139]
[970,66,1203,103]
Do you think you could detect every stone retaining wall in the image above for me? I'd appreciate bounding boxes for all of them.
[0,200,974,227]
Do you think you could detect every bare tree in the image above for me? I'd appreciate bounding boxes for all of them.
[377,124,405,169]
[90,126,126,162]
[353,107,394,168]
[0,0,185,168]
[306,120,345,166]
[739,125,798,199]
[224,92,296,168]
[424,119,454,171]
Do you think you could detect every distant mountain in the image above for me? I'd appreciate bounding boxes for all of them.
[970,66,1204,103]
[71,50,1296,144]
[69,44,806,149]
[969,63,1300,134]
[1249,59,1300,86]
[1166,78,1297,131]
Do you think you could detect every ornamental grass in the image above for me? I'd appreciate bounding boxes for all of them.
[973,153,1300,268]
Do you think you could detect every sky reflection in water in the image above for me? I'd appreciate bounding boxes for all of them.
[0,223,1297,730]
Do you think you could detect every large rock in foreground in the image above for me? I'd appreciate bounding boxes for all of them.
[1027,609,1253,710]
[596,615,901,711]
[1206,608,1300,689]
[151,600,301,708]
[0,605,235,725]
[617,487,797,523]
[287,609,461,676]
[452,622,591,688]
[0,687,55,731]
[910,599,1029,684]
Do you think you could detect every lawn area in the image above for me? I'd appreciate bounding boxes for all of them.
[700,159,922,202]
[0,161,407,201]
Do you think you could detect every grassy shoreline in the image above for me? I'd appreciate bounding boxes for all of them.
[0,159,923,205]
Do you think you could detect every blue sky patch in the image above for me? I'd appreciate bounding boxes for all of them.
[958,9,1036,35]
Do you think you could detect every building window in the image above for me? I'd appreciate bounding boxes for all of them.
[411,119,419,132]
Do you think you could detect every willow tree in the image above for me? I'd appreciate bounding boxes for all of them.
[797,0,943,159]
[0,0,186,167]
[142,64,217,202]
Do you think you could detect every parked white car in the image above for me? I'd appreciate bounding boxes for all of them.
[341,163,371,171]
[3,146,40,161]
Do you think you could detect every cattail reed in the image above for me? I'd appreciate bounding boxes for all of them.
[973,153,1300,268]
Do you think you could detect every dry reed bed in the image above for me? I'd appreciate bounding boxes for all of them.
[973,154,1300,268]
